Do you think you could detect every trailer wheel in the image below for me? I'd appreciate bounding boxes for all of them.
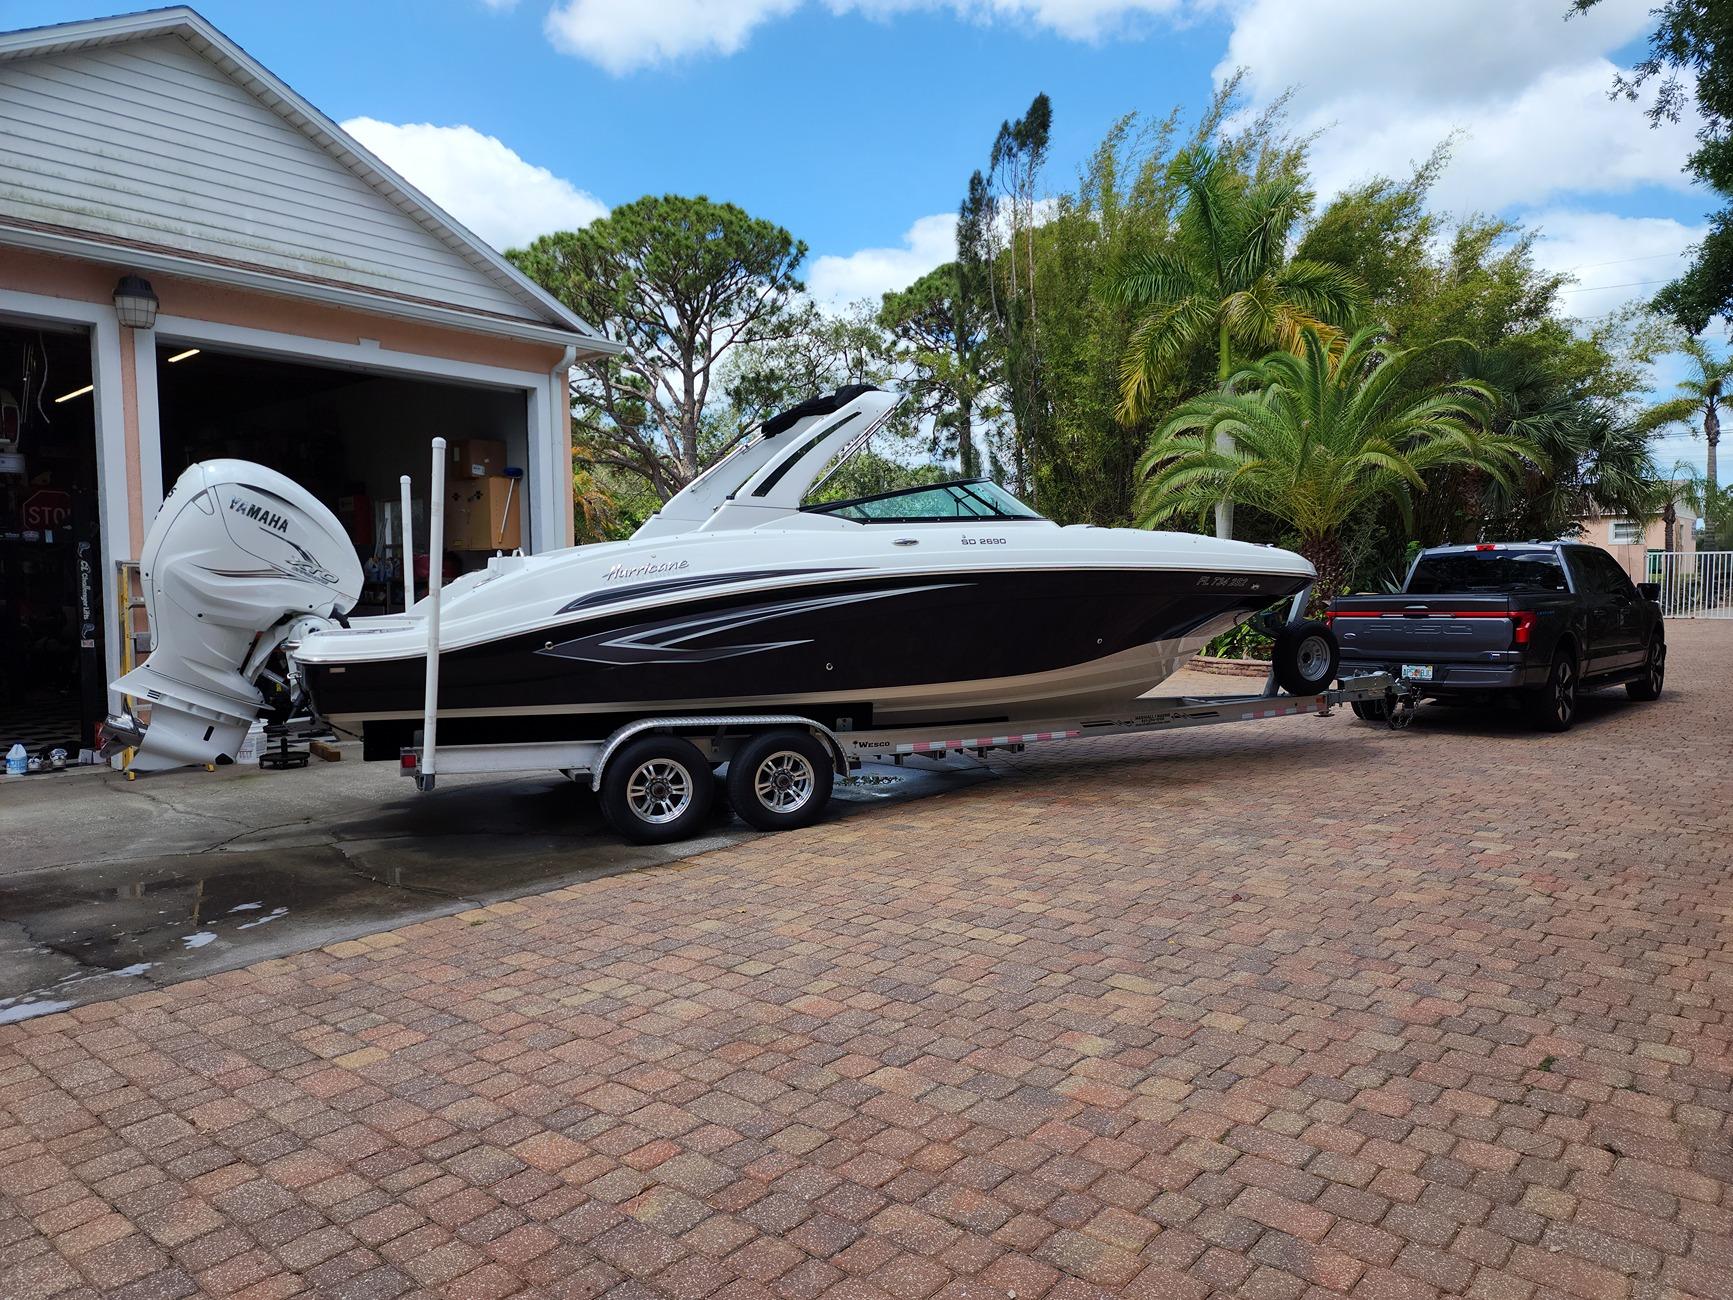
[726,730,833,833]
[599,736,715,844]
[1273,620,1339,695]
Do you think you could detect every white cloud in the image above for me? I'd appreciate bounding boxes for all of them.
[1216,0,1697,214]
[808,212,958,309]
[477,0,518,9]
[542,0,1180,73]
[342,117,606,250]
[544,0,802,73]
[1525,210,1704,321]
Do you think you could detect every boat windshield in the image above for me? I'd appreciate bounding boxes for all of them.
[804,479,1045,523]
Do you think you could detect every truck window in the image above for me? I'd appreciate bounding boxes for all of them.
[1407,551,1569,594]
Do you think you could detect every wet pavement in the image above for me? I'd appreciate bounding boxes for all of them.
[0,749,991,1023]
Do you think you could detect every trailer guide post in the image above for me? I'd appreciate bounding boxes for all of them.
[417,439,446,791]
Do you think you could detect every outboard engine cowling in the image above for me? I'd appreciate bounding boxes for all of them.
[111,460,362,771]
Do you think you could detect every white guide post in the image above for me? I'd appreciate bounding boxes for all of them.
[399,474,414,614]
[420,439,446,789]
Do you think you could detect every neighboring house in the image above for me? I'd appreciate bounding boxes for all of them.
[0,7,619,749]
[1571,491,1698,583]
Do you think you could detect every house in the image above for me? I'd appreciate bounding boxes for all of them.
[0,7,619,753]
[1571,490,1698,583]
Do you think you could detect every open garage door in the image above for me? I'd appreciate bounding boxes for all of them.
[0,321,104,756]
[155,345,531,615]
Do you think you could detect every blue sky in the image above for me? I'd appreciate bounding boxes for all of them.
[6,0,1726,482]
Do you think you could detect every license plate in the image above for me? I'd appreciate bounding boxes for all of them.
[1401,664,1433,681]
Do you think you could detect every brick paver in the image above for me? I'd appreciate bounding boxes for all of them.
[3,622,1730,1299]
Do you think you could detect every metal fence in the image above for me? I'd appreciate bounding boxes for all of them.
[1645,550,1733,618]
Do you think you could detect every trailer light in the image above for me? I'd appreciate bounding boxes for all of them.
[1511,612,1536,645]
[400,752,417,769]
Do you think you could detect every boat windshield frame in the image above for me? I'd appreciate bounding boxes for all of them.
[802,478,1048,524]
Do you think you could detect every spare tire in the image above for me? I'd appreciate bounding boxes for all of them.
[1272,620,1339,695]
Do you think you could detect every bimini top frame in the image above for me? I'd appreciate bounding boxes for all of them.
[631,386,899,540]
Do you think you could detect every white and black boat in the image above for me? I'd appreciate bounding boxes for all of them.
[109,386,1319,773]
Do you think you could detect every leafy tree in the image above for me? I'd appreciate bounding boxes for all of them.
[1107,145,1361,537]
[509,196,806,499]
[1136,328,1524,602]
[983,94,1054,500]
[721,301,890,433]
[1572,0,1733,332]
[1638,337,1731,528]
[1668,459,1733,548]
[1108,146,1361,405]
[879,265,1001,476]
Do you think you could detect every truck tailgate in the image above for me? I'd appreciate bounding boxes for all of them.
[1329,596,1519,659]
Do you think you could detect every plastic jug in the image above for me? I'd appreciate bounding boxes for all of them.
[4,743,25,776]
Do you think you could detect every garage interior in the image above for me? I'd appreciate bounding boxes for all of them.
[155,344,532,614]
[0,321,103,756]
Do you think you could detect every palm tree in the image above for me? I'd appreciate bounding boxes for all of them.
[1641,337,1731,531]
[1136,327,1526,602]
[1107,145,1361,538]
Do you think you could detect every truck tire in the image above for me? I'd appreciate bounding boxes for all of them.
[599,735,715,844]
[1524,651,1577,732]
[726,730,833,833]
[1350,698,1388,723]
[1626,636,1665,701]
[1272,621,1339,695]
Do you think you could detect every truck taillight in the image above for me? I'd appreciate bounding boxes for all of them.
[1511,612,1536,645]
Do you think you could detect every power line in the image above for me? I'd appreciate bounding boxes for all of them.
[1556,277,1672,294]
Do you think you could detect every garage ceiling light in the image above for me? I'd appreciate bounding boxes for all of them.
[167,348,200,363]
[55,384,94,403]
[113,274,159,330]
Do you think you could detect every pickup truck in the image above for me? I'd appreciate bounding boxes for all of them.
[1328,542,1666,731]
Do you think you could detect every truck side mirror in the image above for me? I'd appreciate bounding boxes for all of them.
[1636,581,1660,601]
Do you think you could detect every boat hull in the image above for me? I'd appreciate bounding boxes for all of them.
[302,566,1307,743]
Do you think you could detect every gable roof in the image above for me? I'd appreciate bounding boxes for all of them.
[0,6,619,354]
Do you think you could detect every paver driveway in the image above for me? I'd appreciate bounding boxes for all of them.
[3,623,1730,1300]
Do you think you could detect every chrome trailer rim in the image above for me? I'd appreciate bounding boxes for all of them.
[1295,634,1332,682]
[626,758,695,824]
[754,750,816,814]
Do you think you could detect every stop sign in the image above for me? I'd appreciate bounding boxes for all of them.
[22,489,72,530]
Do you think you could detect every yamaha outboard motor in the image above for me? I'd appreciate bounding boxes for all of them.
[107,460,362,772]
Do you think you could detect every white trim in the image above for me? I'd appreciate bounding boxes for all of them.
[0,286,129,701]
[0,6,615,347]
[153,313,554,390]
[131,325,162,525]
[0,223,623,355]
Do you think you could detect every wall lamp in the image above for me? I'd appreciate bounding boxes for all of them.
[113,275,159,330]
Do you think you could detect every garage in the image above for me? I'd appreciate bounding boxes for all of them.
[0,322,103,754]
[154,343,533,613]
[0,8,620,765]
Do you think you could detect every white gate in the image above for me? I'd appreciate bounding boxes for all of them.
[1645,550,1733,618]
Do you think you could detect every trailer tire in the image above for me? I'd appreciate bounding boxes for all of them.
[727,730,833,833]
[1273,621,1339,695]
[599,736,715,844]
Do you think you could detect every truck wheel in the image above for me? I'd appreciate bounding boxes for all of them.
[599,736,714,844]
[1626,637,1665,701]
[1350,698,1388,723]
[1525,652,1577,732]
[726,730,833,833]
[1272,621,1339,695]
